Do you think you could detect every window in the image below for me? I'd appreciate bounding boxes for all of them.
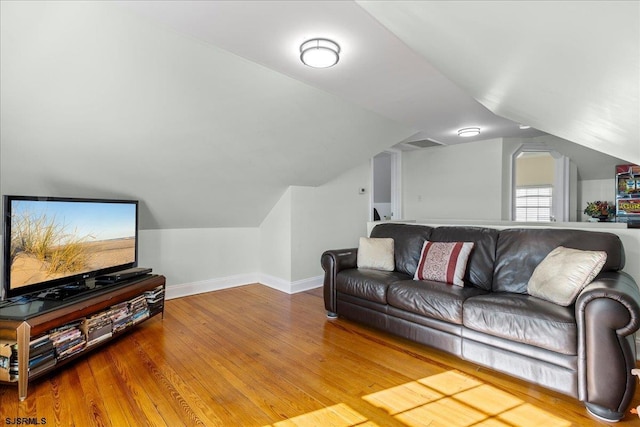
[515,185,553,222]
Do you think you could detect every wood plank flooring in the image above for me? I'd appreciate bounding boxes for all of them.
[1,284,639,426]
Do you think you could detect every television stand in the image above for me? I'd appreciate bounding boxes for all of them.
[0,274,165,400]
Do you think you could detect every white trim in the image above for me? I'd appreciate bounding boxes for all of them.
[553,154,570,221]
[164,273,259,300]
[388,149,402,220]
[290,275,323,293]
[511,143,568,222]
[259,273,323,294]
[165,273,323,299]
[371,150,402,221]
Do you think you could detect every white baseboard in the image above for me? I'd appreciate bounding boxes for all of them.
[164,273,259,300]
[259,274,323,294]
[164,273,323,300]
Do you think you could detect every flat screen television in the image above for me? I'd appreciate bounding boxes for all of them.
[2,195,138,299]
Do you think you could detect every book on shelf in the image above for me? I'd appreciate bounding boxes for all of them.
[49,322,86,360]
[85,332,112,347]
[144,285,164,300]
[30,335,54,359]
[144,285,165,316]
[57,341,86,360]
[29,358,56,378]
[29,351,56,370]
[80,312,114,347]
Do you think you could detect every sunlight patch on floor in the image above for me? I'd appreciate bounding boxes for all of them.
[266,403,377,427]
[264,370,570,427]
[364,370,571,427]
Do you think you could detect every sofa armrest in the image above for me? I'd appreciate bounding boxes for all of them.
[321,248,358,315]
[575,271,640,419]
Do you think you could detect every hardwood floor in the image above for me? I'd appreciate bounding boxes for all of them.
[1,284,639,426]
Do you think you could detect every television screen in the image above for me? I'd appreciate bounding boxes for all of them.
[3,196,138,299]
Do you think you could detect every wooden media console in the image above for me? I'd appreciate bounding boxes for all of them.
[0,274,165,400]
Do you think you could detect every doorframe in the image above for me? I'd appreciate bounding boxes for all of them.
[371,149,402,221]
[511,143,569,222]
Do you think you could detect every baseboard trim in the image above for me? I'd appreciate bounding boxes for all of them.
[259,274,323,294]
[165,273,259,300]
[165,273,323,299]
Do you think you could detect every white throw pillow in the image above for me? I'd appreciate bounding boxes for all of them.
[527,246,607,306]
[413,241,474,286]
[357,237,395,271]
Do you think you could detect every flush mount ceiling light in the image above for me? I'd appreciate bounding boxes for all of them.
[457,127,481,137]
[519,124,531,130]
[300,38,340,68]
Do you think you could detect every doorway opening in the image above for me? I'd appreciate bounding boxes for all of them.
[372,151,401,221]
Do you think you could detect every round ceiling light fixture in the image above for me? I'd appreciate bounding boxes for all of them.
[457,127,481,137]
[300,38,340,68]
[519,124,531,130]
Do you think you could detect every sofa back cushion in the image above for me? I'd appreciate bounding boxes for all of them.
[429,226,498,290]
[493,228,625,294]
[370,223,433,276]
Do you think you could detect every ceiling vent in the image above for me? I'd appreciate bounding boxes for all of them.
[405,139,443,149]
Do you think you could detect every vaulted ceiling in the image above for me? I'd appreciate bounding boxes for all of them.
[1,1,638,229]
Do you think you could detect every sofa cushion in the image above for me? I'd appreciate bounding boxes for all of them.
[463,294,577,355]
[370,223,433,276]
[413,241,474,286]
[388,280,487,324]
[336,269,410,304]
[493,228,625,294]
[357,237,395,271]
[429,226,498,290]
[527,246,607,306]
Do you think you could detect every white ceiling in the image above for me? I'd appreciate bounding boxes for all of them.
[358,0,639,163]
[1,1,637,229]
[118,0,639,160]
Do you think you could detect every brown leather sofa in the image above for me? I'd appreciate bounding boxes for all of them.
[321,223,640,422]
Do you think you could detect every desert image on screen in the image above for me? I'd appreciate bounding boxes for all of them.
[9,200,136,288]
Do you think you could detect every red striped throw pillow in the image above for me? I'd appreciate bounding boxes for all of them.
[413,241,474,286]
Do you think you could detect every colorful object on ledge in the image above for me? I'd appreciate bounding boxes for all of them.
[584,201,615,220]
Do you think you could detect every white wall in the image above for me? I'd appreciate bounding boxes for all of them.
[291,161,371,282]
[138,228,260,299]
[0,159,374,300]
[144,157,371,295]
[403,139,504,220]
[259,188,292,282]
[255,160,371,291]
[579,179,616,221]
[0,0,413,230]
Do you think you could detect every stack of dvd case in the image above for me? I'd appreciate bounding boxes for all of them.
[80,312,113,347]
[8,343,18,380]
[49,322,86,361]
[109,302,131,333]
[29,335,56,376]
[129,295,150,325]
[144,285,164,316]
